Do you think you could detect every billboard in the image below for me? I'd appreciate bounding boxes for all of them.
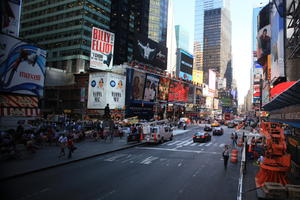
[262,83,270,106]
[168,81,188,102]
[0,34,46,97]
[90,27,114,71]
[270,2,285,82]
[87,73,107,109]
[87,72,126,109]
[178,49,193,81]
[158,77,170,101]
[188,84,195,103]
[133,34,167,70]
[143,74,159,102]
[132,70,146,101]
[195,87,203,105]
[0,94,38,108]
[179,71,192,81]
[0,0,22,37]
[192,70,203,84]
[208,69,216,91]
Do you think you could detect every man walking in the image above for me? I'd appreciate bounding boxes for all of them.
[222,145,230,169]
[58,134,67,158]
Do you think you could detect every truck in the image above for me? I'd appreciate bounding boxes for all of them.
[141,120,173,144]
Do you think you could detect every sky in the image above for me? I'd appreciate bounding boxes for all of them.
[172,0,269,104]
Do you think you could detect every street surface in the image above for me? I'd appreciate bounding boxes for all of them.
[1,125,241,200]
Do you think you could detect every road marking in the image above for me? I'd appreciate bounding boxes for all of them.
[198,143,205,146]
[104,154,127,162]
[219,143,225,148]
[181,140,194,146]
[205,142,212,147]
[140,156,159,165]
[167,141,181,146]
[176,139,192,146]
[214,143,218,146]
[190,143,197,146]
[136,147,218,154]
[178,162,182,167]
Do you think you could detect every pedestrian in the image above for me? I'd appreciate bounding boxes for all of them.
[67,136,76,159]
[231,132,237,148]
[222,145,230,169]
[58,134,67,158]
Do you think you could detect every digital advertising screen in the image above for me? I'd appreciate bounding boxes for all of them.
[131,70,146,101]
[143,74,159,102]
[168,81,188,102]
[158,77,170,101]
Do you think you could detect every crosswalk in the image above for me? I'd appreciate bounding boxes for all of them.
[161,137,227,148]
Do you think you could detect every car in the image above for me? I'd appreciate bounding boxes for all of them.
[213,127,224,135]
[204,124,212,131]
[227,122,236,128]
[211,121,220,127]
[193,132,211,143]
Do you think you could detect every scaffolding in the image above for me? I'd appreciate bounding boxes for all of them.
[287,0,300,59]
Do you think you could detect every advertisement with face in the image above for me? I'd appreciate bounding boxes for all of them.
[132,70,146,101]
[158,77,170,101]
[90,27,114,70]
[271,2,285,81]
[143,74,159,102]
[257,25,271,59]
[188,84,195,103]
[1,0,22,37]
[106,73,126,109]
[87,73,107,109]
[0,34,46,97]
[195,87,202,105]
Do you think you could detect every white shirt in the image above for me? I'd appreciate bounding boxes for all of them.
[58,136,67,144]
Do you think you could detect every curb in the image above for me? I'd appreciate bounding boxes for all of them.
[0,142,144,182]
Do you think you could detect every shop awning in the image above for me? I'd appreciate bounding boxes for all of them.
[263,80,300,111]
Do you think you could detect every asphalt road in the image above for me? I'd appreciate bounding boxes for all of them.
[1,125,241,200]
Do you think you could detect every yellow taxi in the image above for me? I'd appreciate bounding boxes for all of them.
[211,121,220,127]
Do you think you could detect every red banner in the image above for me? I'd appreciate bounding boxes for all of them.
[0,107,40,116]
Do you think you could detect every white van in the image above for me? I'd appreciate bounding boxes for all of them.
[142,125,173,144]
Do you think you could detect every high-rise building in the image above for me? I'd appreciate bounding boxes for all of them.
[175,25,189,51]
[203,7,231,84]
[110,0,150,65]
[166,0,177,75]
[194,0,230,75]
[148,0,169,46]
[20,0,111,73]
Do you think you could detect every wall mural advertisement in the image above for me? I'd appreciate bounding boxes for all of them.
[0,34,47,97]
[158,77,170,101]
[89,27,114,71]
[143,74,159,102]
[87,73,107,109]
[271,2,285,81]
[88,72,126,109]
[133,34,167,70]
[168,81,188,102]
[131,70,146,101]
[1,0,22,37]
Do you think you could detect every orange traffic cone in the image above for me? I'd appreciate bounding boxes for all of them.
[230,149,238,163]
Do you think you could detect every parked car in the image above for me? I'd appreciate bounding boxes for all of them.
[213,127,224,136]
[193,132,211,143]
[204,124,213,131]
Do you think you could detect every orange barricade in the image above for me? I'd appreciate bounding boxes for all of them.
[230,148,238,163]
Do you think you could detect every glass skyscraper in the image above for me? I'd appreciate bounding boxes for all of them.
[194,0,230,71]
[175,25,190,51]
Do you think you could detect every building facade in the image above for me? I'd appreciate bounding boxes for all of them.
[20,0,111,73]
[175,25,190,51]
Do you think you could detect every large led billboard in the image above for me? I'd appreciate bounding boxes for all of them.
[168,81,188,102]
[270,2,285,82]
[0,34,47,97]
[178,49,193,81]
[0,0,22,37]
[143,74,159,102]
[89,27,114,71]
[158,77,170,101]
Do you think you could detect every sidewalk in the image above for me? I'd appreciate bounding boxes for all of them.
[0,126,197,181]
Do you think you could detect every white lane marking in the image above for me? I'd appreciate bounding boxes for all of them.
[121,154,134,163]
[136,147,218,154]
[167,141,181,146]
[214,143,218,146]
[104,154,127,162]
[178,162,182,167]
[205,142,212,147]
[176,139,192,146]
[190,143,197,146]
[140,156,159,165]
[219,143,225,148]
[198,143,205,146]
[183,141,194,146]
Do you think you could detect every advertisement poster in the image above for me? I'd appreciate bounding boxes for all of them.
[208,69,216,91]
[1,0,22,37]
[195,87,203,104]
[0,34,47,97]
[87,73,107,109]
[179,71,192,81]
[132,70,146,101]
[257,25,271,60]
[89,27,114,71]
[106,73,126,109]
[133,34,167,70]
[168,81,188,102]
[0,94,38,108]
[143,74,159,102]
[271,3,285,81]
[158,77,170,101]
[192,70,203,84]
[188,84,195,103]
